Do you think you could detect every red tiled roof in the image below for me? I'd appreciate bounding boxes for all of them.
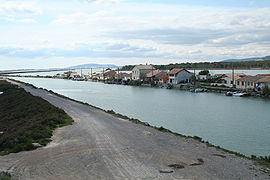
[125,73,132,77]
[257,76,270,83]
[145,70,162,78]
[168,68,189,75]
[237,75,263,82]
[156,73,168,79]
[256,74,270,77]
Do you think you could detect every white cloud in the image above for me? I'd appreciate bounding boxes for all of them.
[18,18,37,23]
[0,1,270,69]
[0,0,42,16]
[79,0,121,5]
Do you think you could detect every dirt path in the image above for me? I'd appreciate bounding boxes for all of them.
[0,82,268,179]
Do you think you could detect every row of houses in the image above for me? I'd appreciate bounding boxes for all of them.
[57,65,270,91]
[217,73,270,90]
[131,65,193,84]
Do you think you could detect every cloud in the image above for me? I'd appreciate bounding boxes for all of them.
[1,1,270,68]
[79,0,121,4]
[0,1,42,16]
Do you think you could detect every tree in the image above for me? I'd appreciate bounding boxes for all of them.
[198,70,209,75]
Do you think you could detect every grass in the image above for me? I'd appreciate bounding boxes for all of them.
[0,80,73,155]
[8,78,270,174]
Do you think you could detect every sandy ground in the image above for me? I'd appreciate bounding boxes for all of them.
[0,80,269,180]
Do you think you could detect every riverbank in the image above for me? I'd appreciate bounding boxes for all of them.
[0,79,269,179]
[6,74,270,98]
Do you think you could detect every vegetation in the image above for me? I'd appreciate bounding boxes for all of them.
[261,86,270,97]
[198,70,210,75]
[0,172,12,180]
[120,60,270,71]
[251,155,270,174]
[0,80,73,155]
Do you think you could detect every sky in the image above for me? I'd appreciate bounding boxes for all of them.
[0,0,270,70]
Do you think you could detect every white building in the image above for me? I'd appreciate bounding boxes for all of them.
[168,68,192,84]
[222,73,245,87]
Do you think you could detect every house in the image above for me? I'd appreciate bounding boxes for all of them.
[103,69,116,77]
[64,71,80,79]
[144,70,162,82]
[236,76,263,89]
[123,73,132,81]
[132,65,155,80]
[168,68,192,84]
[222,73,245,87]
[197,70,211,81]
[256,76,270,91]
[155,72,169,84]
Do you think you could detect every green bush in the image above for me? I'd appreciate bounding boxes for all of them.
[0,172,12,180]
[0,80,73,155]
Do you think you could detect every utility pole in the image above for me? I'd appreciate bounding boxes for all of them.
[194,69,196,86]
[118,67,119,82]
[151,65,154,83]
[103,68,104,82]
[90,68,92,79]
[232,64,235,88]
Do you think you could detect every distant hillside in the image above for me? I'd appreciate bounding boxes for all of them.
[69,63,118,69]
[221,55,270,62]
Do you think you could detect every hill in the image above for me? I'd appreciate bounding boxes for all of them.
[221,55,270,62]
[69,63,118,69]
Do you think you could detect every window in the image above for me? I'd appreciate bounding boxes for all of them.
[242,81,244,86]
[248,82,250,86]
[251,82,253,86]
[237,81,240,86]
[231,81,233,84]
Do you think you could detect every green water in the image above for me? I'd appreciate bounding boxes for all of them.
[13,77,270,157]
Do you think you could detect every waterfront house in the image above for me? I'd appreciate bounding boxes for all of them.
[155,72,169,84]
[222,73,245,87]
[197,70,211,81]
[168,68,192,84]
[132,65,155,80]
[144,70,162,82]
[123,73,132,81]
[64,71,80,79]
[256,76,270,91]
[236,76,263,89]
[103,69,116,77]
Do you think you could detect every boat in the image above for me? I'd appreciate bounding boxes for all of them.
[225,91,233,96]
[163,83,172,89]
[191,88,206,93]
[233,93,244,97]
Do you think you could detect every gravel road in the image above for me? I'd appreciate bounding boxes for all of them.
[0,81,269,179]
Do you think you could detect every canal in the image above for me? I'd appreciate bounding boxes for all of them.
[13,77,270,157]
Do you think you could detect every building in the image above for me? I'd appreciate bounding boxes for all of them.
[197,70,211,81]
[63,71,80,79]
[236,76,263,89]
[256,76,270,91]
[168,68,192,84]
[222,73,245,87]
[132,65,155,80]
[155,73,169,84]
[144,70,162,82]
[123,73,132,81]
